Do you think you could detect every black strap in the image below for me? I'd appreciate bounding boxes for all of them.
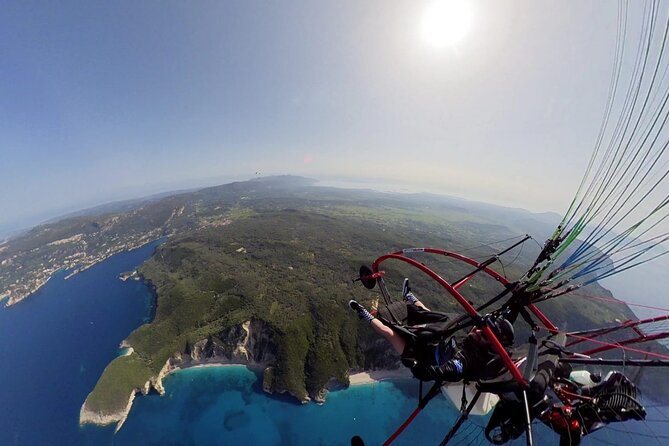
[439,389,482,445]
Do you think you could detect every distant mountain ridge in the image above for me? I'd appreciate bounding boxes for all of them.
[0,175,559,306]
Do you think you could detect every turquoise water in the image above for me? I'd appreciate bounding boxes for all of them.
[117,366,470,446]
[0,240,666,445]
[115,366,669,445]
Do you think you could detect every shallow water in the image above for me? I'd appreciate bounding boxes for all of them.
[116,365,669,445]
[116,366,469,446]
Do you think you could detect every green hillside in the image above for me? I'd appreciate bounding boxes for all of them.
[82,199,650,416]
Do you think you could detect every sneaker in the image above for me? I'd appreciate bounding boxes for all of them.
[402,278,418,304]
[349,299,374,322]
[402,278,411,297]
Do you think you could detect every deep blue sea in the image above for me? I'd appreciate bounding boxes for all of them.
[0,241,160,445]
[0,242,666,445]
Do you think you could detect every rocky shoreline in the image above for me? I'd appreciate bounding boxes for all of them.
[80,319,278,431]
[79,318,409,432]
[79,391,137,433]
[79,358,410,432]
[3,237,161,307]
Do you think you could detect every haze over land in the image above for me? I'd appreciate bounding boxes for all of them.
[0,1,638,235]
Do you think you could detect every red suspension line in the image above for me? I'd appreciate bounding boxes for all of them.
[565,332,669,360]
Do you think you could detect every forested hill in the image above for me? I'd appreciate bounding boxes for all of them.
[1,175,557,306]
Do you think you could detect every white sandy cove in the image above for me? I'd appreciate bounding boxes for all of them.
[80,358,414,432]
[171,362,412,386]
[348,368,412,385]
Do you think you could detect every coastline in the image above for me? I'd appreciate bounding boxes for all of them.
[166,360,412,387]
[3,237,163,308]
[80,361,413,433]
[166,360,260,377]
[82,315,411,432]
[348,368,412,386]
[79,358,259,431]
[167,362,413,386]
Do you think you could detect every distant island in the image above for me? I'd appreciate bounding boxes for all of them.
[0,176,664,431]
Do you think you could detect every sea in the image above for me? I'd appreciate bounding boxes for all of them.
[0,242,666,446]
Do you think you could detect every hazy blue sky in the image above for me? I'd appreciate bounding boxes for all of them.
[0,1,644,232]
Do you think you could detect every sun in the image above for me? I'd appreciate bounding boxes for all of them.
[421,0,473,48]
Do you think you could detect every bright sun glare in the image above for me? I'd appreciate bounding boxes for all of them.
[421,0,473,48]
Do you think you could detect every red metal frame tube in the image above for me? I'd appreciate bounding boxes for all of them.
[565,332,669,360]
[527,303,559,333]
[566,314,669,347]
[579,331,669,356]
[372,250,527,387]
[382,406,422,446]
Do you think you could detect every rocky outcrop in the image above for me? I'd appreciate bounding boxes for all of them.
[185,319,277,366]
[151,356,180,396]
[79,321,272,432]
[79,376,155,433]
[314,388,328,404]
[79,355,179,432]
[178,320,315,404]
[262,366,276,393]
[261,366,310,404]
[80,317,336,431]
[79,391,136,433]
[179,319,304,400]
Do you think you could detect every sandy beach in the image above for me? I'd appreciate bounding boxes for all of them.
[172,362,248,372]
[80,360,415,431]
[165,359,266,379]
[348,368,412,385]
[169,360,412,387]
